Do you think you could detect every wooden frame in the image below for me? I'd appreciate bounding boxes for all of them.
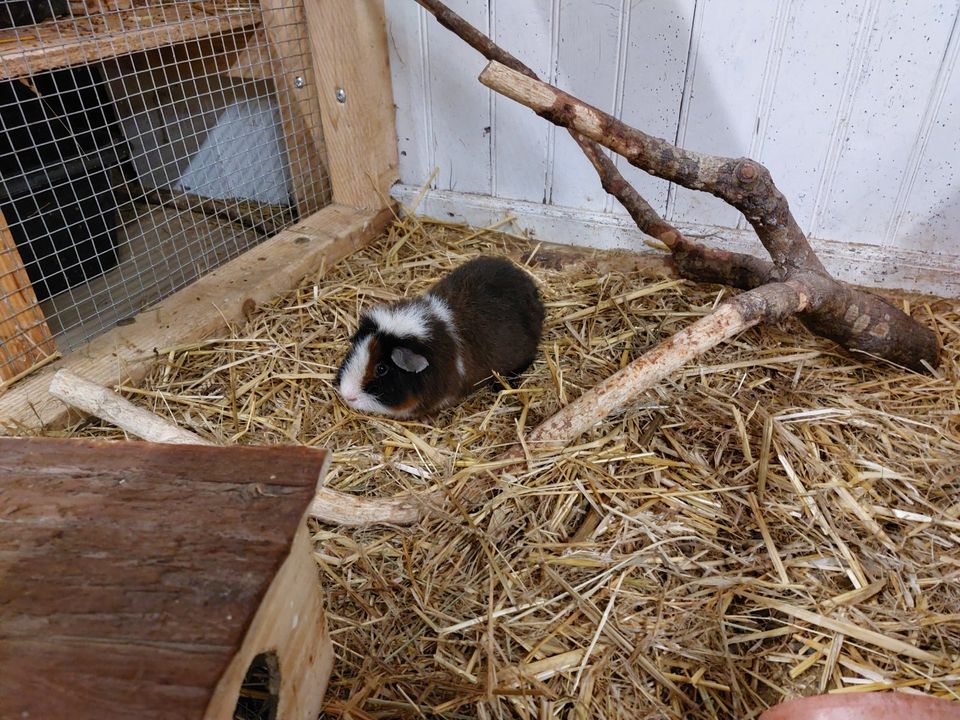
[0,0,399,432]
[0,210,56,381]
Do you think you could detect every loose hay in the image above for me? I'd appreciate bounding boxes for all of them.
[58,217,960,718]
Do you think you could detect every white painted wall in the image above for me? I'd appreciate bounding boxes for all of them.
[385,0,960,296]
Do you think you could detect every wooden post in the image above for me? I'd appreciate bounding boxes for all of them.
[305,0,399,209]
[0,209,55,382]
[260,0,334,217]
[0,437,333,720]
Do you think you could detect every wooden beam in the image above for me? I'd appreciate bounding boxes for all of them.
[0,5,258,81]
[260,0,333,216]
[0,202,394,433]
[0,437,332,720]
[305,0,399,208]
[0,210,55,382]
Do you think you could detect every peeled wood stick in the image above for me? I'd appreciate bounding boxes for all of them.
[520,282,807,449]
[47,369,422,526]
[49,369,209,446]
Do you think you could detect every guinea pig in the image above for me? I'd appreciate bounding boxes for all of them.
[336,255,545,418]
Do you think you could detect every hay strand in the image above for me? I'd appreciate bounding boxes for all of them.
[51,216,960,717]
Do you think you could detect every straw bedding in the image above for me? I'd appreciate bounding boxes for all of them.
[58,217,960,718]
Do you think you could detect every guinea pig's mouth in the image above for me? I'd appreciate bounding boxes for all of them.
[338,387,406,418]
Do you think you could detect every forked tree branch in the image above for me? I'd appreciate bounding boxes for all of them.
[478,60,940,372]
[412,0,777,292]
[413,0,939,372]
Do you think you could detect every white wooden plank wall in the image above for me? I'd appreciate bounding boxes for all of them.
[386,0,960,296]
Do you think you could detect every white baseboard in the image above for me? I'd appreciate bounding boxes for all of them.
[392,185,960,298]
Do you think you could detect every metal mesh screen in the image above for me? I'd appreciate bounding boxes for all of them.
[0,0,330,381]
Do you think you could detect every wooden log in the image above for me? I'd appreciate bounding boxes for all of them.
[47,368,426,526]
[305,0,399,208]
[0,209,56,382]
[0,437,333,720]
[0,203,393,433]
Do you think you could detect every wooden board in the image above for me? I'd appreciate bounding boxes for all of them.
[0,202,394,432]
[260,0,333,216]
[0,4,258,80]
[40,204,265,351]
[0,436,330,720]
[0,210,55,381]
[306,0,399,209]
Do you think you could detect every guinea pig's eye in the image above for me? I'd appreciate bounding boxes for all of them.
[374,362,388,377]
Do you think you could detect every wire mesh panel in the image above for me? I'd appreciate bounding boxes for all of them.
[0,0,331,380]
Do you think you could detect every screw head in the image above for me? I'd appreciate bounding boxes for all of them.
[335,87,347,103]
[294,75,305,89]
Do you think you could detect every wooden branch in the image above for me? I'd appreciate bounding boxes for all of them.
[478,60,941,372]
[48,369,425,527]
[412,0,784,292]
[479,60,823,276]
[521,282,807,449]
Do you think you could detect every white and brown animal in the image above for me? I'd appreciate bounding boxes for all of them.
[336,256,545,418]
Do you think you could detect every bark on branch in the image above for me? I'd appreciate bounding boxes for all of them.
[411,0,774,293]
[478,60,940,372]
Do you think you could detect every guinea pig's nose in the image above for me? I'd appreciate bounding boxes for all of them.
[342,390,358,402]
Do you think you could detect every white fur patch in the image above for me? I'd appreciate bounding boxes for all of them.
[338,335,372,402]
[425,294,454,326]
[367,303,431,340]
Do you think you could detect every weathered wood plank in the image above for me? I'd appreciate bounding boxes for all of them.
[0,437,330,720]
[0,210,56,381]
[306,0,399,208]
[0,4,258,80]
[0,202,393,432]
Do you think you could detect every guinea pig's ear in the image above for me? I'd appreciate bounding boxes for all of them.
[391,346,429,373]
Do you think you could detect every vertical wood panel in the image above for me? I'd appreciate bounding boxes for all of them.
[893,8,960,252]
[427,0,492,194]
[259,1,330,216]
[812,0,957,245]
[615,0,696,217]
[492,0,554,203]
[758,0,869,232]
[0,211,56,381]
[549,0,621,211]
[307,0,399,209]
[386,3,432,187]
[668,0,780,228]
